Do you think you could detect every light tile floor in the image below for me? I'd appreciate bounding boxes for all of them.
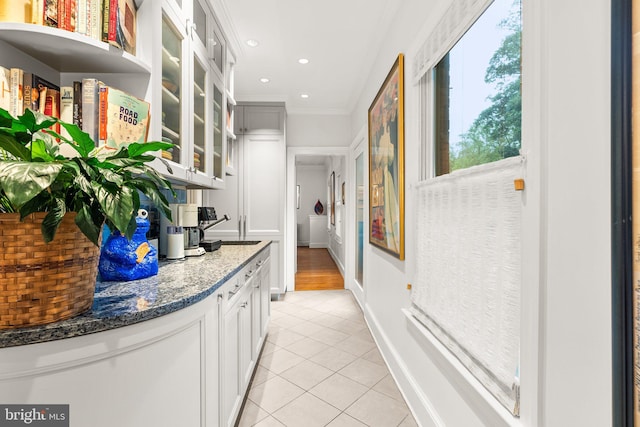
[239,290,418,427]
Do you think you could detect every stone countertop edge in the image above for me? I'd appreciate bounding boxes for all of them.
[0,241,271,349]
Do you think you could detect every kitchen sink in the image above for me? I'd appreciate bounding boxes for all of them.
[220,240,261,245]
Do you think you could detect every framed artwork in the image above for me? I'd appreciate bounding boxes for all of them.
[330,171,335,225]
[368,53,405,260]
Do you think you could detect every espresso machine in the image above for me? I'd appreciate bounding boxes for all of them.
[160,204,206,258]
[198,207,230,252]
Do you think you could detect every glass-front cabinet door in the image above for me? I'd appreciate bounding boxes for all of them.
[161,15,184,166]
[213,82,224,181]
[211,28,225,76]
[158,0,228,188]
[192,53,208,176]
[192,0,208,51]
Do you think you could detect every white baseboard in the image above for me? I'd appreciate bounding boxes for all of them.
[309,243,328,248]
[327,245,345,278]
[356,297,444,427]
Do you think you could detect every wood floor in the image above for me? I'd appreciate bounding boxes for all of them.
[295,247,344,291]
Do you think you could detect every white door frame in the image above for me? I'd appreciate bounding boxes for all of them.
[285,146,350,292]
[348,128,367,303]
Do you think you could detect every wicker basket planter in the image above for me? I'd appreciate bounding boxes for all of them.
[0,212,100,329]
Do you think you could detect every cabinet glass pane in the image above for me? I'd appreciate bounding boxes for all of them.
[226,137,235,170]
[193,0,207,49]
[162,17,183,164]
[193,57,207,173]
[213,85,223,179]
[212,30,224,74]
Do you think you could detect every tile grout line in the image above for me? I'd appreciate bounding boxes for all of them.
[241,290,417,427]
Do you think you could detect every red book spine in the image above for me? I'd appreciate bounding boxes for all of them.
[107,0,117,42]
[57,0,66,30]
[69,0,76,32]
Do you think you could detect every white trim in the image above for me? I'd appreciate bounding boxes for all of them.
[347,126,367,298]
[327,243,345,277]
[286,146,349,292]
[517,0,544,424]
[364,302,445,426]
[402,309,521,427]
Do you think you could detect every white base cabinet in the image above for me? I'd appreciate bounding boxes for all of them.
[0,296,220,427]
[220,248,271,427]
[0,246,272,427]
[309,215,329,248]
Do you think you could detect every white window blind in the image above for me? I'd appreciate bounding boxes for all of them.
[411,156,523,415]
[412,0,493,83]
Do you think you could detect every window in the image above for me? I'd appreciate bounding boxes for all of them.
[434,0,521,176]
[411,0,524,416]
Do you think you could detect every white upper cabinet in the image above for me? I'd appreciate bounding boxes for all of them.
[234,106,286,135]
[151,0,231,188]
[0,0,234,190]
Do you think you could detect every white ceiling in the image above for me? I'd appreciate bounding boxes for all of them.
[218,0,399,115]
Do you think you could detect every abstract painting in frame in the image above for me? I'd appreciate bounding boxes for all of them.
[368,53,405,260]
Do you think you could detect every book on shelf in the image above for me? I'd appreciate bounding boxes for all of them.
[59,85,73,138]
[43,0,57,27]
[9,68,23,118]
[23,73,57,113]
[37,78,60,134]
[0,67,10,112]
[86,0,101,39]
[72,80,82,128]
[30,0,44,25]
[101,0,114,43]
[75,0,87,36]
[0,0,32,23]
[109,0,136,55]
[58,0,76,32]
[98,83,150,149]
[82,77,101,144]
[22,71,33,113]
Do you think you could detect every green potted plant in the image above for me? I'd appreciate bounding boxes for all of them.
[0,107,174,329]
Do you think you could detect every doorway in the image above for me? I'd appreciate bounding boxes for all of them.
[285,147,349,292]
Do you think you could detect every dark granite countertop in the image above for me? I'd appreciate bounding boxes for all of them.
[0,241,271,348]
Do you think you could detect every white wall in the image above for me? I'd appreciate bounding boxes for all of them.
[296,165,328,245]
[345,1,612,427]
[538,0,611,425]
[287,114,351,147]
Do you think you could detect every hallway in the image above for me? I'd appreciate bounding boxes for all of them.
[238,290,417,426]
[295,247,344,291]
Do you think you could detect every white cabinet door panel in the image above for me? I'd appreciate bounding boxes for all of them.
[244,107,285,134]
[244,136,284,235]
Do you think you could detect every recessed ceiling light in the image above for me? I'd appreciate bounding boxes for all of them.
[300,94,309,99]
[246,39,259,48]
[298,58,309,64]
[260,78,270,83]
